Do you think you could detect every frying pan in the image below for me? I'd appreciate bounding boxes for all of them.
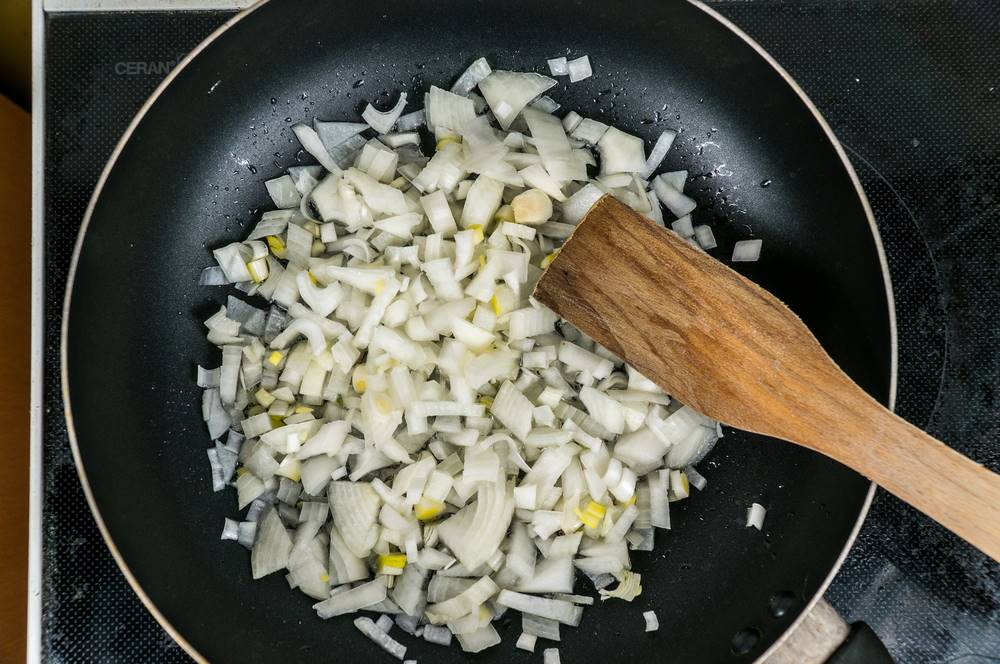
[63,1,897,662]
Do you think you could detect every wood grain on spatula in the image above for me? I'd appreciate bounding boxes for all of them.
[534,195,1000,561]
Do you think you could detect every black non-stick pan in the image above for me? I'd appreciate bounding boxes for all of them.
[63,1,897,662]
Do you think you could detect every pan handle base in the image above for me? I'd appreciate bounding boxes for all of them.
[826,622,893,664]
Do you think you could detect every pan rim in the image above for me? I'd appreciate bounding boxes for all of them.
[686,2,895,660]
[58,2,898,662]
[58,3,269,662]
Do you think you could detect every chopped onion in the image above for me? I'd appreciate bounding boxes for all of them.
[314,579,387,619]
[426,85,476,133]
[523,107,588,182]
[567,55,593,82]
[424,576,499,624]
[422,624,453,647]
[292,123,343,175]
[314,121,368,155]
[197,55,733,661]
[746,502,767,529]
[328,481,381,557]
[354,616,407,660]
[570,118,608,146]
[598,127,646,175]
[491,381,533,441]
[251,509,293,579]
[363,92,408,135]
[437,480,513,570]
[648,470,671,530]
[694,225,717,250]
[497,590,583,626]
[653,176,697,218]
[685,465,708,491]
[599,570,642,602]
[375,614,395,633]
[643,610,659,632]
[547,57,569,76]
[531,96,560,113]
[396,109,426,132]
[732,239,763,262]
[561,183,605,223]
[456,624,501,653]
[523,613,561,641]
[517,632,538,652]
[642,131,678,179]
[516,556,574,594]
[478,70,557,130]
[452,57,493,96]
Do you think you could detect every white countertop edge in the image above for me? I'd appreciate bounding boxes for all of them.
[27,0,46,660]
[45,0,254,11]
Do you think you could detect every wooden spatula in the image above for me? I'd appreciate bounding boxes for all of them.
[534,195,1000,561]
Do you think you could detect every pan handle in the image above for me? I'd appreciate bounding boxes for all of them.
[763,599,893,664]
[825,622,894,664]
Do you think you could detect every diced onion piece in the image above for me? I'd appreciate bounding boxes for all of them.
[425,85,476,133]
[653,176,697,218]
[422,624,453,647]
[292,123,343,175]
[598,127,646,175]
[671,215,694,238]
[599,570,642,602]
[732,239,763,262]
[508,307,559,340]
[478,70,557,130]
[362,92,408,134]
[746,502,767,529]
[643,610,659,632]
[460,175,505,229]
[519,164,567,202]
[314,579,387,619]
[547,57,568,76]
[420,190,458,235]
[567,55,592,82]
[570,118,608,145]
[496,590,584,626]
[694,225,717,250]
[251,509,293,579]
[455,624,501,653]
[517,632,537,652]
[265,175,301,209]
[561,184,605,224]
[491,381,533,441]
[354,616,407,660]
[580,386,625,435]
[451,57,493,96]
[437,480,513,570]
[424,576,499,624]
[396,109,425,132]
[314,121,368,156]
[328,481,381,557]
[531,95,560,113]
[641,129,678,178]
[523,107,588,182]
[516,556,574,594]
[685,465,708,491]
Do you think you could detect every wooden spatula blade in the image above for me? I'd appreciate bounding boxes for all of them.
[534,195,838,444]
[534,195,1000,561]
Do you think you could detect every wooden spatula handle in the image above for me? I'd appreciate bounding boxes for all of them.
[825,396,1000,560]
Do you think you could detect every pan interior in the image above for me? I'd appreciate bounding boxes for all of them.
[65,1,891,662]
